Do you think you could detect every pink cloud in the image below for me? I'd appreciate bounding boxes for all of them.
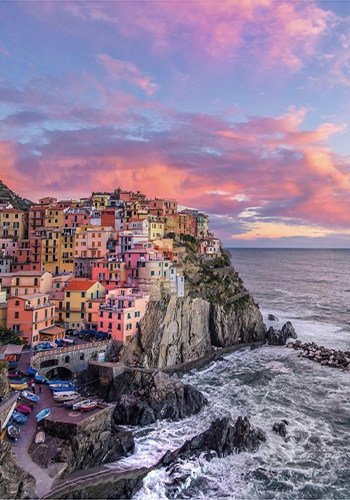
[97,54,159,96]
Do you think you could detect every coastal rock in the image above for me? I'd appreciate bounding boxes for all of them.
[171,416,266,460]
[0,439,36,499]
[30,406,134,475]
[120,246,266,369]
[272,421,288,438]
[162,417,266,498]
[267,321,297,346]
[112,371,207,426]
[268,314,278,321]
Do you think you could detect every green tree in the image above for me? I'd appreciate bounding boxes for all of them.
[0,327,26,346]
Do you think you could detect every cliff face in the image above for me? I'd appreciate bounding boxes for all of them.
[0,439,36,499]
[122,245,266,369]
[0,361,10,399]
[30,406,134,475]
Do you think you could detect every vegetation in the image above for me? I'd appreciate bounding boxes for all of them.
[0,327,26,346]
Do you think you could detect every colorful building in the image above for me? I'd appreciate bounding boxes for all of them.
[0,209,28,241]
[7,293,55,344]
[64,279,105,331]
[98,288,150,343]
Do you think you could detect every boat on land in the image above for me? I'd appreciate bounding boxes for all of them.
[72,399,90,411]
[34,374,48,384]
[16,403,32,415]
[51,384,76,392]
[80,401,98,412]
[47,379,71,385]
[64,397,83,408]
[53,391,80,401]
[10,382,28,390]
[36,408,50,422]
[48,381,72,388]
[21,390,39,403]
[35,431,45,444]
[27,366,37,376]
[7,423,20,441]
[12,411,28,424]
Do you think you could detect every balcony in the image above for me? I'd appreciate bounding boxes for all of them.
[25,301,55,310]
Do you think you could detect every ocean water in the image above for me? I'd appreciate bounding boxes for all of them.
[111,249,350,499]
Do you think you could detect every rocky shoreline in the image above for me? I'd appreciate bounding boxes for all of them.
[287,340,350,371]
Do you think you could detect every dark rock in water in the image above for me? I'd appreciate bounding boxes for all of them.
[112,371,207,426]
[273,422,288,438]
[281,321,297,340]
[173,416,266,461]
[268,314,278,321]
[267,321,297,346]
[162,417,266,498]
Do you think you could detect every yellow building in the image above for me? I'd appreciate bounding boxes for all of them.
[0,209,28,241]
[40,229,74,274]
[44,207,65,228]
[148,217,165,240]
[91,193,110,210]
[64,279,105,330]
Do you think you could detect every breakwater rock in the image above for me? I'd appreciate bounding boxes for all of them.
[287,340,350,371]
[0,439,36,499]
[111,370,207,426]
[267,321,297,346]
[30,406,134,475]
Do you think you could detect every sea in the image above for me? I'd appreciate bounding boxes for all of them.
[109,249,350,499]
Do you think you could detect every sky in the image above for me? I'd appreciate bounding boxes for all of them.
[2,1,350,247]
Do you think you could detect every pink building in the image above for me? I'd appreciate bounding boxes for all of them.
[91,256,126,290]
[98,288,150,344]
[200,238,221,259]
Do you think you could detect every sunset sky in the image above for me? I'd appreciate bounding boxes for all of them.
[1,1,350,247]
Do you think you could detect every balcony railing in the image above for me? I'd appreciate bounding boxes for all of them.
[25,301,55,310]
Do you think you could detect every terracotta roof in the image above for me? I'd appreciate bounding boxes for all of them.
[65,279,97,291]
[1,209,24,214]
[0,344,24,355]
[39,325,65,335]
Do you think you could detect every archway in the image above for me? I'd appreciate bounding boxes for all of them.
[45,366,74,380]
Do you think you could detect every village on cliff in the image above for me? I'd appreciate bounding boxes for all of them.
[0,187,221,348]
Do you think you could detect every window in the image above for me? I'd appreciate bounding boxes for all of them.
[64,355,70,364]
[81,313,85,319]
[126,324,132,330]
[66,312,70,318]
[15,312,19,319]
[88,302,92,309]
[108,312,112,319]
[135,311,140,318]
[100,321,103,328]
[127,312,131,319]
[81,292,85,298]
[151,271,155,276]
[117,324,121,330]
[108,322,112,329]
[66,291,70,298]
[15,300,19,306]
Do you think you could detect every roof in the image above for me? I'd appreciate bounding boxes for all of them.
[0,344,24,355]
[39,325,65,335]
[65,279,98,291]
[48,291,64,300]
[14,271,47,276]
[0,209,24,214]
[10,293,49,300]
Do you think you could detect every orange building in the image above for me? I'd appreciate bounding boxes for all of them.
[7,293,55,344]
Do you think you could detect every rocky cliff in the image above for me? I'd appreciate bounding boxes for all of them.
[122,243,266,368]
[29,406,134,475]
[0,439,36,499]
